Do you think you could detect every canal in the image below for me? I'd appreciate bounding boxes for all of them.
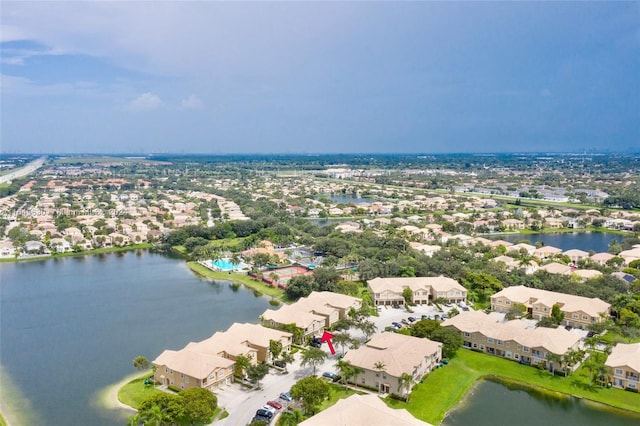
[443,379,640,426]
[489,232,622,253]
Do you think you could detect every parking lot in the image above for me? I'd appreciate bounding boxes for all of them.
[371,302,458,332]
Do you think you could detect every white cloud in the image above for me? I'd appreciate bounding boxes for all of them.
[127,92,163,111]
[180,94,204,110]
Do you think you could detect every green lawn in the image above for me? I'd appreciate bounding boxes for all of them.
[118,374,161,409]
[186,262,289,302]
[385,349,640,425]
[599,331,640,344]
[317,384,363,412]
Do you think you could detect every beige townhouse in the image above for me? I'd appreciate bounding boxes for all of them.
[491,286,610,329]
[342,332,442,397]
[443,310,581,371]
[605,343,640,391]
[368,276,467,306]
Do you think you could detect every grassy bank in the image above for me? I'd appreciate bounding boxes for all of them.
[385,349,640,425]
[186,261,289,302]
[117,373,160,409]
[0,243,153,263]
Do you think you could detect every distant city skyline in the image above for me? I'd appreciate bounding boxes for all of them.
[1,2,638,154]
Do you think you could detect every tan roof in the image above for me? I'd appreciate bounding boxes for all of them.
[342,333,441,378]
[590,252,614,262]
[564,249,589,257]
[539,262,572,275]
[262,306,325,329]
[605,343,640,373]
[488,239,513,247]
[368,276,466,294]
[225,323,292,348]
[153,349,233,379]
[305,291,361,310]
[442,311,580,355]
[185,331,256,359]
[299,394,431,426]
[571,269,602,280]
[492,286,610,317]
[534,246,563,255]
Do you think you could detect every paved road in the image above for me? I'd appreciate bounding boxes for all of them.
[0,156,46,184]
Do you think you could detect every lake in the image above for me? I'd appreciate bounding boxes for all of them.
[443,379,640,426]
[489,232,622,253]
[0,251,271,426]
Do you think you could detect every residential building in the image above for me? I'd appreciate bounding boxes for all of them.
[491,286,610,329]
[442,311,581,371]
[605,343,640,391]
[260,291,361,339]
[342,333,442,397]
[152,349,235,391]
[299,394,431,426]
[368,276,467,306]
[491,255,538,274]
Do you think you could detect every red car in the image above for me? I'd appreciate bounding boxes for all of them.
[267,400,283,410]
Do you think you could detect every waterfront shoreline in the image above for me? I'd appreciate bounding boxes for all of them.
[0,243,153,263]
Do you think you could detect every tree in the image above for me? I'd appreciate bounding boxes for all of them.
[234,354,251,378]
[430,328,463,359]
[374,361,386,377]
[335,359,362,387]
[332,332,359,355]
[402,287,413,305]
[136,393,184,426]
[355,319,377,341]
[180,387,217,424]
[269,339,283,362]
[505,303,527,321]
[278,350,295,372]
[397,372,414,401]
[551,303,565,325]
[290,376,330,415]
[301,347,327,375]
[133,355,150,371]
[246,362,270,387]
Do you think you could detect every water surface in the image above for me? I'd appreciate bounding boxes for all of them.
[490,232,620,253]
[0,251,270,425]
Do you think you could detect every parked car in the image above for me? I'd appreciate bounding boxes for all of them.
[322,371,336,380]
[261,405,277,415]
[421,314,429,320]
[253,414,271,423]
[392,322,402,328]
[310,336,322,348]
[440,314,448,320]
[586,331,596,338]
[279,392,292,401]
[266,400,283,410]
[256,408,274,418]
[408,316,416,322]
[401,319,408,325]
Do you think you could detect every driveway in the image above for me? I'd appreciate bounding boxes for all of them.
[215,346,340,426]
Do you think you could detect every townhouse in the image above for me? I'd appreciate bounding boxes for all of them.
[260,291,361,340]
[491,286,610,329]
[368,276,467,306]
[152,323,292,391]
[442,311,581,371]
[342,333,442,397]
[605,343,640,391]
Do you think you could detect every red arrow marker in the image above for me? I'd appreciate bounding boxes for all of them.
[321,330,336,355]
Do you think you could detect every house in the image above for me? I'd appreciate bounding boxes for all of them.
[564,249,589,264]
[368,276,467,306]
[153,349,235,390]
[491,255,538,275]
[299,394,431,426]
[491,286,610,329]
[508,243,536,256]
[410,243,441,257]
[0,240,16,257]
[538,262,573,275]
[260,292,360,340]
[342,333,442,397]
[605,343,640,391]
[442,311,581,371]
[590,252,615,266]
[571,269,602,281]
[533,245,563,260]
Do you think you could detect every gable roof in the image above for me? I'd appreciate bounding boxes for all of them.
[368,276,466,294]
[491,286,610,317]
[342,333,441,378]
[605,343,640,373]
[299,394,431,426]
[153,349,233,379]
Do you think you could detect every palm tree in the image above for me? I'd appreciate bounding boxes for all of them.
[397,372,414,401]
[301,347,327,376]
[279,351,295,373]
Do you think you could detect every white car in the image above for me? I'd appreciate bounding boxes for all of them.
[261,405,277,415]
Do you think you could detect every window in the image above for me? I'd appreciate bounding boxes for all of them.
[523,347,530,352]
[362,378,365,384]
[616,369,623,375]
[543,307,548,312]
[463,332,471,337]
[497,340,503,346]
[209,374,215,380]
[480,345,485,350]
[506,300,511,305]
[488,338,494,343]
[572,313,579,319]
[629,383,636,389]
[165,367,168,373]
[185,376,189,383]
[180,373,184,379]
[376,372,380,377]
[515,354,519,359]
[506,342,510,348]
[582,315,588,320]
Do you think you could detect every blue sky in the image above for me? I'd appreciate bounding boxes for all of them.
[1,2,638,154]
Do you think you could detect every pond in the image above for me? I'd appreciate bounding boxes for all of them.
[0,251,271,425]
[443,379,640,426]
[489,232,622,253]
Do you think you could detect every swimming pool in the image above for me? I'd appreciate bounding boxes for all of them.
[210,258,246,271]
